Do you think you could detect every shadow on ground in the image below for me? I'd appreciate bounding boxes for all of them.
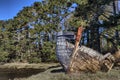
[0,64,63,80]
[51,68,64,73]
[0,68,46,80]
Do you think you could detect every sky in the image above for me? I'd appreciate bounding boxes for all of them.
[0,0,41,20]
[118,1,120,11]
[0,0,120,21]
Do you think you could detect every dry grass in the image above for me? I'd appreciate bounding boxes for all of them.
[23,66,120,80]
[0,63,59,69]
[0,63,120,80]
[49,69,120,80]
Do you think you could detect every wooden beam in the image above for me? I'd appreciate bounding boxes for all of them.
[67,26,84,73]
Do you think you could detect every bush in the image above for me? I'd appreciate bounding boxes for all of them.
[0,51,9,62]
[28,57,41,63]
[41,42,57,62]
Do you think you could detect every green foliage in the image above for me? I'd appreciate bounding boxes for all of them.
[67,0,120,52]
[0,52,9,62]
[41,42,57,62]
[101,25,120,51]
[28,57,41,63]
[0,0,119,64]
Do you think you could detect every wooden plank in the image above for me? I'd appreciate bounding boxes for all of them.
[67,27,84,73]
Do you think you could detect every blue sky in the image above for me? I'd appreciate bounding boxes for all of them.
[0,0,40,20]
[1,0,119,21]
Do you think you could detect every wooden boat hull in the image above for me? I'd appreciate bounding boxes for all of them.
[56,30,120,73]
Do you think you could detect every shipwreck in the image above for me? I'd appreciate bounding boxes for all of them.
[56,27,120,73]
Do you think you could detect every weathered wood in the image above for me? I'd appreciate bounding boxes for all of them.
[56,30,120,74]
[101,53,115,72]
[113,49,120,60]
[67,46,102,73]
[67,48,120,73]
[68,27,84,73]
[72,27,84,58]
[113,50,120,66]
[56,31,74,71]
